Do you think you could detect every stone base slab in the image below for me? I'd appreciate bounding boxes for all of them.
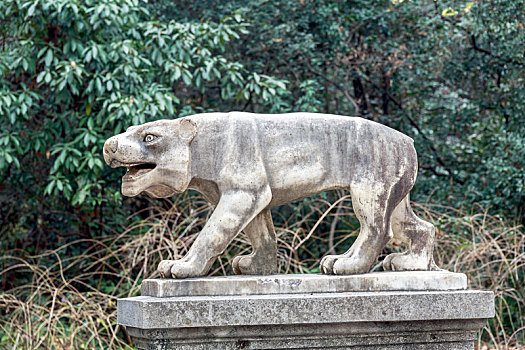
[141,271,467,297]
[118,273,494,349]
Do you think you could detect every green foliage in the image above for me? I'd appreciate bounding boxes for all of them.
[0,0,287,254]
[184,0,524,219]
[1,0,522,249]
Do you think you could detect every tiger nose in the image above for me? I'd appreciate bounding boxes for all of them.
[104,137,118,154]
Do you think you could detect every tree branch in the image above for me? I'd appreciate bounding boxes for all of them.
[470,35,492,55]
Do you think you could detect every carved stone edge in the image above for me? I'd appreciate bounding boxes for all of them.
[117,290,495,329]
[141,271,468,297]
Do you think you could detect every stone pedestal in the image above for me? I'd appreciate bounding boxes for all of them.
[117,272,494,349]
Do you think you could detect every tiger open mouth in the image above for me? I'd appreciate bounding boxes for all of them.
[122,163,156,182]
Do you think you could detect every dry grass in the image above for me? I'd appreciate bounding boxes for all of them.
[0,192,523,349]
[415,202,525,348]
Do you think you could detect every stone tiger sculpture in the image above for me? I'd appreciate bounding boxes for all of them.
[103,112,439,278]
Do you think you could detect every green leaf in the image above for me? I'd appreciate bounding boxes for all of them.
[182,71,192,85]
[27,2,38,17]
[96,78,103,94]
[44,180,55,195]
[45,48,53,66]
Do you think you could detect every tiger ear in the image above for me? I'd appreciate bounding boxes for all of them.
[177,118,197,142]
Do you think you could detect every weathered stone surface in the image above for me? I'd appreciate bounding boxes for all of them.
[117,287,494,349]
[141,271,468,297]
[103,112,440,279]
[118,290,494,329]
[126,319,486,350]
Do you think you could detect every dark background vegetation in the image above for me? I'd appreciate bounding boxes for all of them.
[0,0,523,348]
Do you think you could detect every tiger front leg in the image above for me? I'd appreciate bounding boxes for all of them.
[158,188,272,278]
